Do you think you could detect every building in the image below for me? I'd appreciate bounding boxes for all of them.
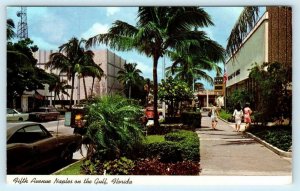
[21,49,126,111]
[225,7,292,108]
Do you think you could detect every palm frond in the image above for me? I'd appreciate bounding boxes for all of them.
[226,6,259,56]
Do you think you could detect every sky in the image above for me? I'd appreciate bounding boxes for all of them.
[5,6,266,90]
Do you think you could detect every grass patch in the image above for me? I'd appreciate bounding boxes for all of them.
[54,160,83,175]
[144,135,165,143]
[219,109,233,122]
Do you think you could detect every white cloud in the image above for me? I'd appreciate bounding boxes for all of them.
[106,7,120,16]
[31,36,59,50]
[81,23,109,39]
[127,59,153,79]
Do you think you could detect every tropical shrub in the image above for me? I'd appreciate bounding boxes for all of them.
[181,112,202,129]
[81,159,103,175]
[102,157,135,175]
[84,95,144,160]
[81,157,135,175]
[249,62,292,124]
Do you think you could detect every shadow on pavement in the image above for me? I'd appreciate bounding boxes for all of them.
[218,140,257,146]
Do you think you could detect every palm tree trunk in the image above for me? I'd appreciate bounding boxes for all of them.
[70,73,75,109]
[153,55,159,128]
[129,85,132,99]
[91,77,95,96]
[83,76,88,100]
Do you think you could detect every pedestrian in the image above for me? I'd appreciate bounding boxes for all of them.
[232,104,243,132]
[243,103,252,131]
[210,102,219,130]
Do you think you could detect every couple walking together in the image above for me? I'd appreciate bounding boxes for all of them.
[232,103,252,132]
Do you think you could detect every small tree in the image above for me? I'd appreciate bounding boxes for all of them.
[249,62,292,125]
[85,95,144,161]
[158,76,193,117]
[226,89,253,112]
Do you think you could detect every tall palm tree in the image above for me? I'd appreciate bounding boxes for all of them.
[166,61,221,91]
[226,6,259,56]
[75,50,104,99]
[166,44,223,90]
[117,63,143,99]
[46,37,87,108]
[86,7,224,128]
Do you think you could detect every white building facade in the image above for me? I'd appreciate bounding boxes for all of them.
[28,49,125,108]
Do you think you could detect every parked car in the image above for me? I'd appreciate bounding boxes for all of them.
[7,108,29,121]
[7,122,82,174]
[29,107,60,121]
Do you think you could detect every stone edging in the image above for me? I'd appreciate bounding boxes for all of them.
[52,159,84,175]
[218,117,292,158]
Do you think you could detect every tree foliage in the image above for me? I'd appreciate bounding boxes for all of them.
[158,76,193,116]
[249,62,292,124]
[117,63,143,99]
[7,38,55,107]
[226,89,254,112]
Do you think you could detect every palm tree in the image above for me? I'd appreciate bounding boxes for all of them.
[86,7,224,128]
[48,74,71,107]
[46,37,87,108]
[75,50,104,99]
[117,63,143,99]
[7,19,15,40]
[226,6,259,56]
[166,44,223,90]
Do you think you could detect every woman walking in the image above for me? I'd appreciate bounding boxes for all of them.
[233,104,243,132]
[243,103,252,131]
[210,103,219,130]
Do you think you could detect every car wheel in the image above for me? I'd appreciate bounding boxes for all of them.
[61,149,73,163]
[18,117,23,121]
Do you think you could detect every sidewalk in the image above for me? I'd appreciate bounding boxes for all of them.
[197,115,292,176]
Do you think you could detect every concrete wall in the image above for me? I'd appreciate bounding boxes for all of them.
[226,12,269,88]
[33,49,125,104]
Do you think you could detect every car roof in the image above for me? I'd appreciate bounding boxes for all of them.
[7,122,41,140]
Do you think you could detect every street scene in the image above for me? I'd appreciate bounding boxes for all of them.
[6,5,292,183]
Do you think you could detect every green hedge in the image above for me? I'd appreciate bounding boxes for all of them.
[181,112,202,129]
[165,130,200,161]
[143,130,200,162]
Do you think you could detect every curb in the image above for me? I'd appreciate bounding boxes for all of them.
[244,132,292,158]
[52,158,84,175]
[218,117,292,158]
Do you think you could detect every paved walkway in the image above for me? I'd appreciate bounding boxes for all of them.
[196,115,292,176]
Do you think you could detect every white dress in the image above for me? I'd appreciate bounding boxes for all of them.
[233,109,243,125]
